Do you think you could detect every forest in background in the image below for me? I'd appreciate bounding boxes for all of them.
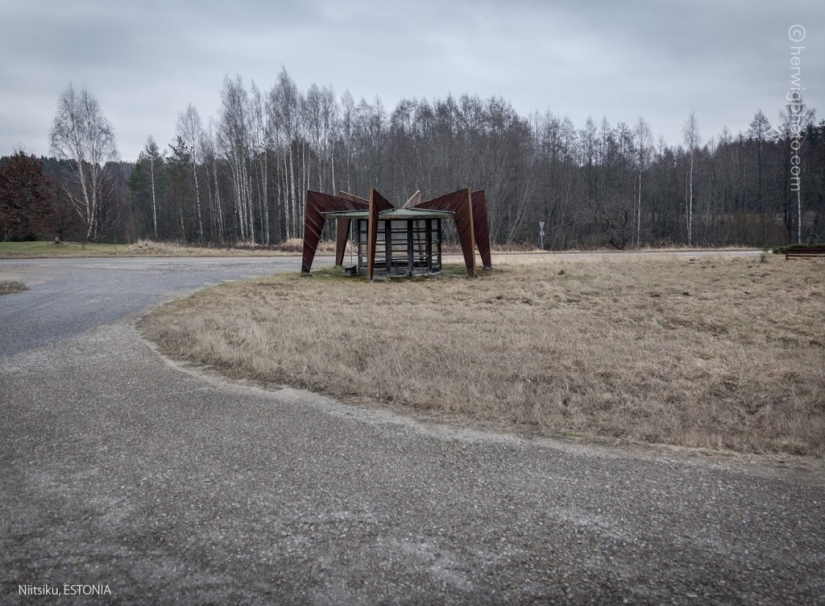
[2,69,823,249]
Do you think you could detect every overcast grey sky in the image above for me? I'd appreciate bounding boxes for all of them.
[1,0,822,161]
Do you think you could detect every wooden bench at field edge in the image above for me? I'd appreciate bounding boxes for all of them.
[786,247,825,259]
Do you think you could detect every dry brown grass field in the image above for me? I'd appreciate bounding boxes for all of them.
[140,254,825,457]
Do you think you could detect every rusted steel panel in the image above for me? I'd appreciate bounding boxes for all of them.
[417,188,477,277]
[302,191,368,274]
[366,188,393,281]
[471,190,492,270]
[338,191,369,205]
[335,218,351,266]
[401,190,421,209]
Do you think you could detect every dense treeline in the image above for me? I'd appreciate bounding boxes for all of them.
[0,153,131,243]
[3,69,824,248]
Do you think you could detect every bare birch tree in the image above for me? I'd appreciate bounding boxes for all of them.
[269,69,300,238]
[683,111,700,246]
[49,84,119,241]
[635,117,652,247]
[200,122,225,243]
[250,82,270,244]
[340,91,356,193]
[320,86,338,194]
[219,75,253,242]
[747,110,774,219]
[137,136,163,240]
[177,105,205,243]
[304,84,323,191]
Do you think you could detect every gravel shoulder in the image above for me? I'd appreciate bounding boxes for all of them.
[1,316,823,605]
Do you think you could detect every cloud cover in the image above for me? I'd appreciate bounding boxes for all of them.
[1,0,822,161]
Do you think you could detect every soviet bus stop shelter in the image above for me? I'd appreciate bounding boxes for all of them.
[301,188,492,280]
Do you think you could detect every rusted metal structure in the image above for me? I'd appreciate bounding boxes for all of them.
[301,188,492,279]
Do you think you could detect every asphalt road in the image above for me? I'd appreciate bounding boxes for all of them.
[0,257,302,358]
[1,252,822,605]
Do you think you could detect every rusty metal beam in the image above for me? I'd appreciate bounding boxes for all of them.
[337,192,370,267]
[416,188,477,277]
[335,219,351,266]
[302,191,368,274]
[366,188,394,281]
[471,190,492,270]
[401,190,421,209]
[338,191,369,205]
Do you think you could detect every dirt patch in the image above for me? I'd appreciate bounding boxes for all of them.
[0,280,27,295]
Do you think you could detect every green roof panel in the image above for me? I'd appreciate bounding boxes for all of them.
[322,208,454,220]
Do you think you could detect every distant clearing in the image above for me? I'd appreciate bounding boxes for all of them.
[141,255,825,457]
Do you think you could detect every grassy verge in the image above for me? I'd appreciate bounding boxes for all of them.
[0,241,124,258]
[140,255,825,456]
[0,280,27,295]
[0,238,339,259]
[1,239,758,260]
